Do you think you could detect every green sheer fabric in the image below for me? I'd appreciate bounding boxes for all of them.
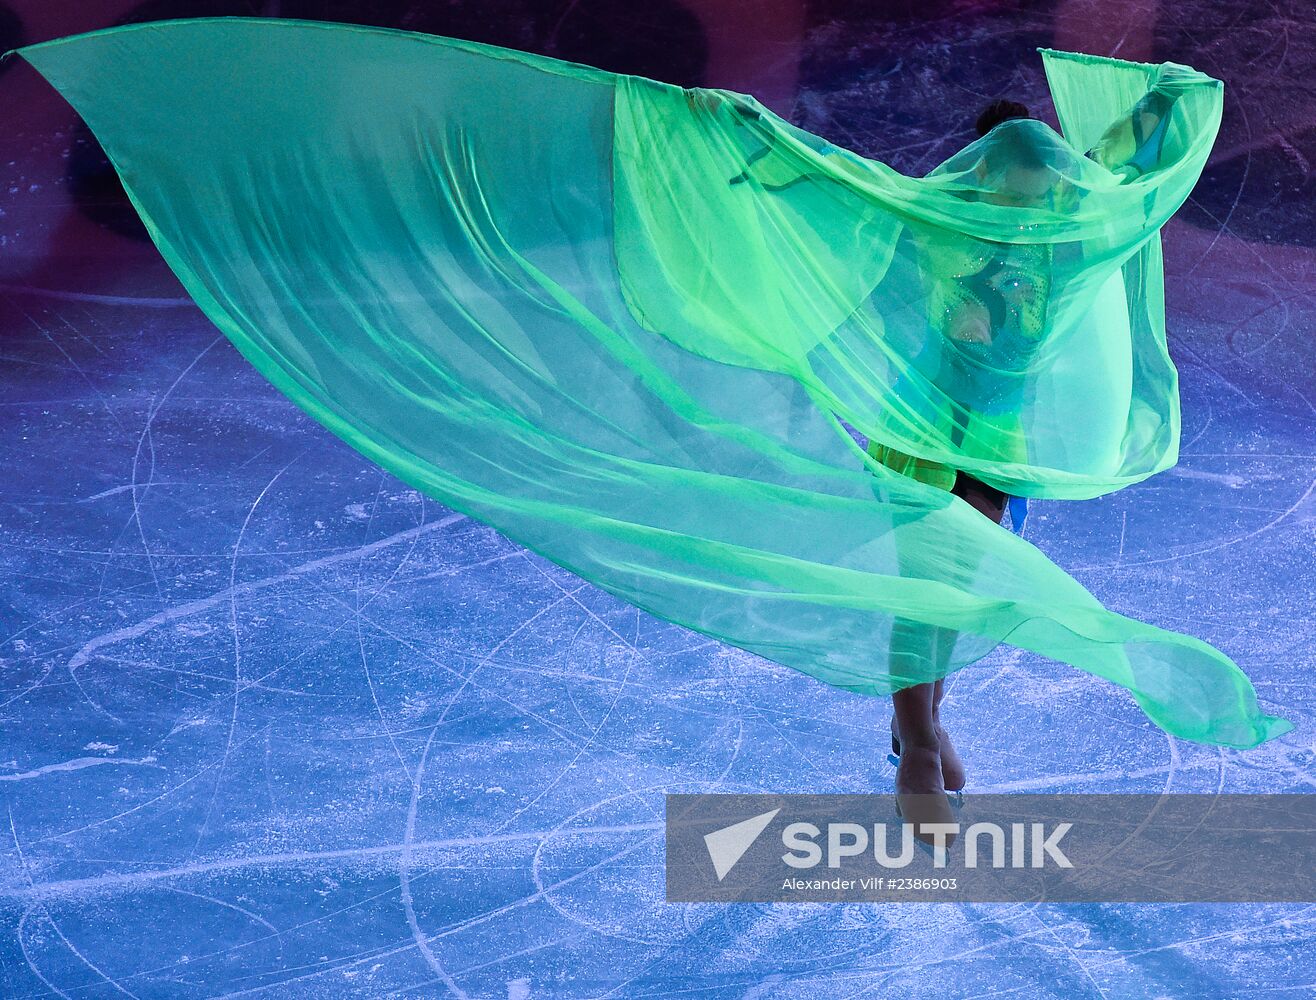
[4,17,1292,747]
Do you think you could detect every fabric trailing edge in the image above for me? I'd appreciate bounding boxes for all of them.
[0,15,676,91]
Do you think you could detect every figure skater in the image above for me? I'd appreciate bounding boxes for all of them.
[881,85,1185,835]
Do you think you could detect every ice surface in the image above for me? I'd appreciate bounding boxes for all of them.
[1,1,1313,996]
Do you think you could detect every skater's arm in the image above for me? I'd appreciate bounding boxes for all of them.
[1083,64,1201,180]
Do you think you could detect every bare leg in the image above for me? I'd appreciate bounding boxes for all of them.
[892,678,938,755]
[892,675,965,792]
[890,684,954,845]
[887,619,956,842]
[888,474,1005,801]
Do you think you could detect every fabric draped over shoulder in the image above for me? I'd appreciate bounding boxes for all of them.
[3,17,1292,747]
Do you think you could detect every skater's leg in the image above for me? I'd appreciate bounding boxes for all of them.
[887,603,956,841]
[890,473,1005,790]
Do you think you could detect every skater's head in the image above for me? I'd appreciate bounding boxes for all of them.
[973,99,1052,207]
[974,99,1033,138]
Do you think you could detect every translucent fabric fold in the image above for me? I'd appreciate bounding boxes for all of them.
[4,16,1292,747]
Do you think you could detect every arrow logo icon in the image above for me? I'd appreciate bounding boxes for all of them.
[704,807,781,881]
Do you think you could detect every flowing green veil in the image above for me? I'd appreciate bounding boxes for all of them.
[3,17,1292,747]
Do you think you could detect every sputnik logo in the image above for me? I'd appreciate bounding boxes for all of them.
[703,808,781,881]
